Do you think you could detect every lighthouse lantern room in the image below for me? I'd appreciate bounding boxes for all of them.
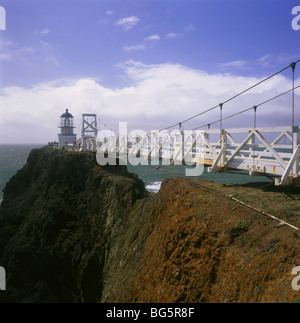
[58,109,76,148]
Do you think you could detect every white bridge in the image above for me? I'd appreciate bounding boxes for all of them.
[84,125,300,186]
[80,61,300,186]
[197,126,300,186]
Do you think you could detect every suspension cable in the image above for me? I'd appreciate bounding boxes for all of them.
[219,103,223,141]
[291,62,297,131]
[98,117,115,133]
[191,84,300,130]
[291,62,297,149]
[152,60,300,133]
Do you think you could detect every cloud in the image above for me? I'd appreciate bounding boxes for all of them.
[0,53,12,61]
[0,38,59,69]
[257,53,299,68]
[220,53,300,72]
[40,41,52,51]
[145,34,160,41]
[165,32,182,39]
[223,60,248,68]
[124,34,160,52]
[0,39,14,49]
[184,24,196,32]
[34,28,50,35]
[19,47,35,55]
[0,61,298,144]
[97,10,114,24]
[116,16,140,31]
[46,55,59,66]
[219,60,250,69]
[41,28,50,34]
[124,44,146,52]
[0,40,35,62]
[39,41,59,65]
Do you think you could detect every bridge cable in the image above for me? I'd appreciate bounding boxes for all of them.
[98,117,115,134]
[153,60,300,133]
[191,84,300,130]
[219,103,223,142]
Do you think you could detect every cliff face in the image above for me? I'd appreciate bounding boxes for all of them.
[0,148,299,303]
[0,148,145,302]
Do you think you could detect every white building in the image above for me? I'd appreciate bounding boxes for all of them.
[58,109,76,148]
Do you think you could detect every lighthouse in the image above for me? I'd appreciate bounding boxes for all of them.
[58,109,76,148]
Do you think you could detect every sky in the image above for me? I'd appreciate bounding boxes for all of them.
[0,0,300,143]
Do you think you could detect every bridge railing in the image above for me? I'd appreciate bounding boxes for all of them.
[203,126,300,185]
[85,126,300,186]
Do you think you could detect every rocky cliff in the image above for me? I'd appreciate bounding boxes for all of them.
[0,147,299,303]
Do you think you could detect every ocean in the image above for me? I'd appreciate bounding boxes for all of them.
[0,144,45,203]
[127,163,272,192]
[0,144,273,202]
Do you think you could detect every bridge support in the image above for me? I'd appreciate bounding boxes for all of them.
[275,145,300,185]
[275,126,300,185]
[81,114,98,150]
[206,126,300,186]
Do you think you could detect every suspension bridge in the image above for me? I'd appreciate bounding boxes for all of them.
[78,60,300,186]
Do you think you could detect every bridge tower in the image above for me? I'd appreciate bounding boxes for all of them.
[81,114,98,150]
[58,109,76,148]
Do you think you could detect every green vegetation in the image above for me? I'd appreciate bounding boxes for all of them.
[229,219,250,244]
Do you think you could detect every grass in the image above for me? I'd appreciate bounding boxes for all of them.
[229,219,250,244]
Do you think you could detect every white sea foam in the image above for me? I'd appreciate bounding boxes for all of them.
[145,181,162,193]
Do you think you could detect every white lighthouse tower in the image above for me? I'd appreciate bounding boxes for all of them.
[58,109,76,148]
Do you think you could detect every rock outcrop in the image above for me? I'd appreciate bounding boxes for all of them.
[0,147,299,303]
[0,148,145,302]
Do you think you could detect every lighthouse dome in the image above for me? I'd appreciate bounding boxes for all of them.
[60,109,73,118]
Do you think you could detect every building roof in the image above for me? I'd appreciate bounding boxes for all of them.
[60,109,73,118]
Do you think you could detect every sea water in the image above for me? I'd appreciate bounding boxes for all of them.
[0,144,272,202]
[0,144,43,203]
[126,163,272,192]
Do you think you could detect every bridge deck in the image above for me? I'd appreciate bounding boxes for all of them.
[85,125,300,186]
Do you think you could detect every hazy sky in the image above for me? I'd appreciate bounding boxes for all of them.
[0,0,300,143]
